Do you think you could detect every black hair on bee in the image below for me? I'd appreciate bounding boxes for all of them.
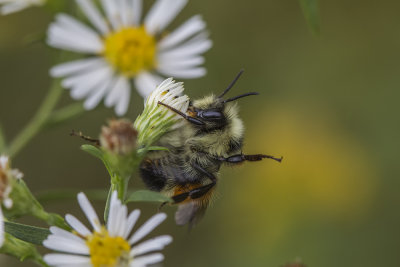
[140,70,282,227]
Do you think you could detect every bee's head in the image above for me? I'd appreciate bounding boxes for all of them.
[188,70,258,130]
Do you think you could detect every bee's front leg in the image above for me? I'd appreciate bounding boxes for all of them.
[218,154,283,163]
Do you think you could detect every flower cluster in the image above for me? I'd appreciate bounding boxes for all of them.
[43,191,171,267]
[48,0,211,115]
[0,155,23,247]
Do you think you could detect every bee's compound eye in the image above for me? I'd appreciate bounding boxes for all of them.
[200,110,224,120]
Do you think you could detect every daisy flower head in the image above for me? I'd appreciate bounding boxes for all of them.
[0,0,45,15]
[48,0,212,116]
[134,77,189,147]
[43,191,172,267]
[0,155,23,247]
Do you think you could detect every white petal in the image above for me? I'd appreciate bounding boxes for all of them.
[130,0,142,26]
[44,254,91,265]
[157,33,212,60]
[54,14,102,45]
[134,72,163,98]
[157,66,206,79]
[47,22,103,53]
[144,0,187,35]
[75,0,109,35]
[65,215,91,236]
[83,76,113,110]
[115,80,131,115]
[105,75,129,109]
[123,209,140,239]
[50,58,105,78]
[43,235,89,255]
[61,61,108,88]
[131,253,164,267]
[77,192,101,232]
[129,213,167,245]
[0,2,28,15]
[0,209,4,247]
[70,66,114,100]
[158,15,206,50]
[157,56,204,70]
[118,0,129,26]
[107,191,120,236]
[48,226,86,245]
[101,0,121,30]
[131,235,172,256]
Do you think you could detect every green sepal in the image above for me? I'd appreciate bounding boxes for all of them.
[126,190,172,203]
[137,146,169,156]
[4,221,50,246]
[299,0,320,35]
[0,233,45,264]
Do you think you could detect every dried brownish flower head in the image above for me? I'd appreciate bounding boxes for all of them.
[100,119,138,155]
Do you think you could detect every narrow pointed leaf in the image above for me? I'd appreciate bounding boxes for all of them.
[5,221,50,245]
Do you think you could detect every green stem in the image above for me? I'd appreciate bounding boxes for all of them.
[104,174,130,223]
[33,257,50,267]
[7,80,63,157]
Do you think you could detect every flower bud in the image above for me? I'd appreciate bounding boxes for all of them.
[100,119,138,155]
[134,78,189,148]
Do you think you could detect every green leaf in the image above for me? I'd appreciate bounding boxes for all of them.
[5,221,50,246]
[299,0,320,35]
[81,144,104,160]
[126,190,172,203]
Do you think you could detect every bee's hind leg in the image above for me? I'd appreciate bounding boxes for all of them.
[218,154,283,163]
[171,163,217,203]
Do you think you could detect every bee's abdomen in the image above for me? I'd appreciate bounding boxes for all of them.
[140,157,189,191]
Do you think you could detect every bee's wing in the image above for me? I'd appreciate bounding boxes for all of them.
[175,201,207,228]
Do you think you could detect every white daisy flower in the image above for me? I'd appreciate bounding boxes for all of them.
[0,155,23,247]
[43,191,172,267]
[48,0,212,116]
[134,77,189,147]
[0,0,45,15]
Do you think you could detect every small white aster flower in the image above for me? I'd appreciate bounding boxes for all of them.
[134,77,189,147]
[0,155,23,247]
[0,0,45,15]
[48,0,212,116]
[43,191,172,267]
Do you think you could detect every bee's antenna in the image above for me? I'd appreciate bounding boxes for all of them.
[218,69,244,98]
[223,92,259,103]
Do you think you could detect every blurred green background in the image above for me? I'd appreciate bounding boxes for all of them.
[1,0,399,266]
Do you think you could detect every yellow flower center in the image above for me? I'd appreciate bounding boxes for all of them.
[86,228,130,267]
[103,26,156,77]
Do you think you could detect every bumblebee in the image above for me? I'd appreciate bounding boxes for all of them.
[139,70,282,226]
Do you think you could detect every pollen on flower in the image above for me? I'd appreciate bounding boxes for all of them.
[86,228,130,267]
[103,26,156,77]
